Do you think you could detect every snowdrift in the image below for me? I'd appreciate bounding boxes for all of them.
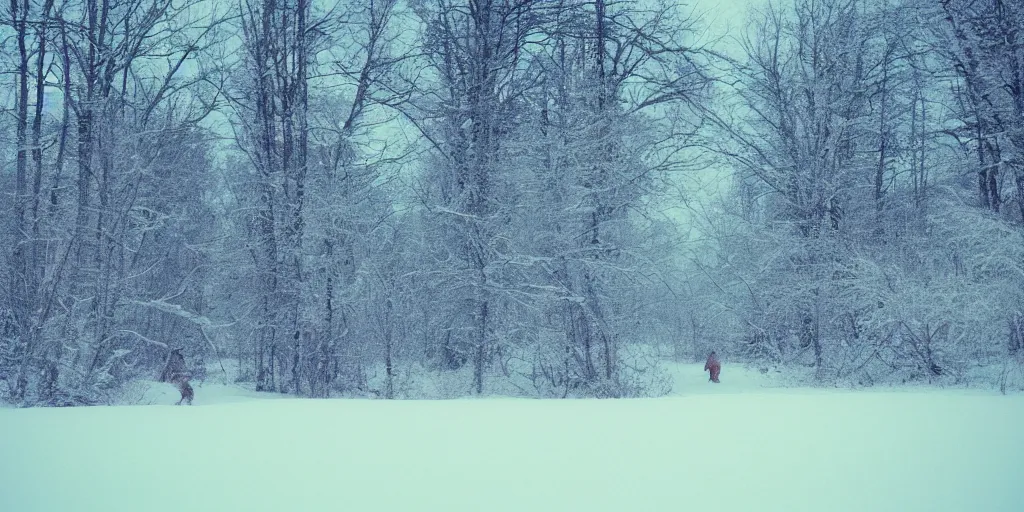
[1,379,1022,512]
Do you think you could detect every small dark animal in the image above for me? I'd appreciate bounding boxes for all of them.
[173,377,194,405]
[704,351,721,383]
[160,348,194,405]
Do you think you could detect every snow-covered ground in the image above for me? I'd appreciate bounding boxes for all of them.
[1,364,1022,512]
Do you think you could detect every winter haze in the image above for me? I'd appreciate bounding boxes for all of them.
[1,0,1023,510]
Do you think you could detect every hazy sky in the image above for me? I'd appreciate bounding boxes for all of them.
[701,0,756,32]
[698,0,766,57]
[661,0,765,232]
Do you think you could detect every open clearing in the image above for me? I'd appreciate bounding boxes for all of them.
[1,365,1021,512]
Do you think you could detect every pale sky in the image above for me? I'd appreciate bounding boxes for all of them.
[700,0,759,40]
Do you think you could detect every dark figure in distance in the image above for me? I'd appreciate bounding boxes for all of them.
[160,348,194,405]
[705,351,721,383]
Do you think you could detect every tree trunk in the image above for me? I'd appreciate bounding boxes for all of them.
[474,299,488,395]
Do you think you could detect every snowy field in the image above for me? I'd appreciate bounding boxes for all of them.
[2,365,1023,512]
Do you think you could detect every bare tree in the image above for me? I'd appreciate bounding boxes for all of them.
[409,0,543,394]
[940,0,1024,220]
[2,0,226,405]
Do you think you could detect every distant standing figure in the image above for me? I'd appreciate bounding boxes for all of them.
[705,351,721,383]
[160,348,194,405]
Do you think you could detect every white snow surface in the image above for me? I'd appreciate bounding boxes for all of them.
[1,364,1022,512]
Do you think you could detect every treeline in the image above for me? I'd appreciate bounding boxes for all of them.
[690,0,1024,388]
[1,0,1021,405]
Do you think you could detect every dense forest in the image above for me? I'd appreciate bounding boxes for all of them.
[1,0,1022,405]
